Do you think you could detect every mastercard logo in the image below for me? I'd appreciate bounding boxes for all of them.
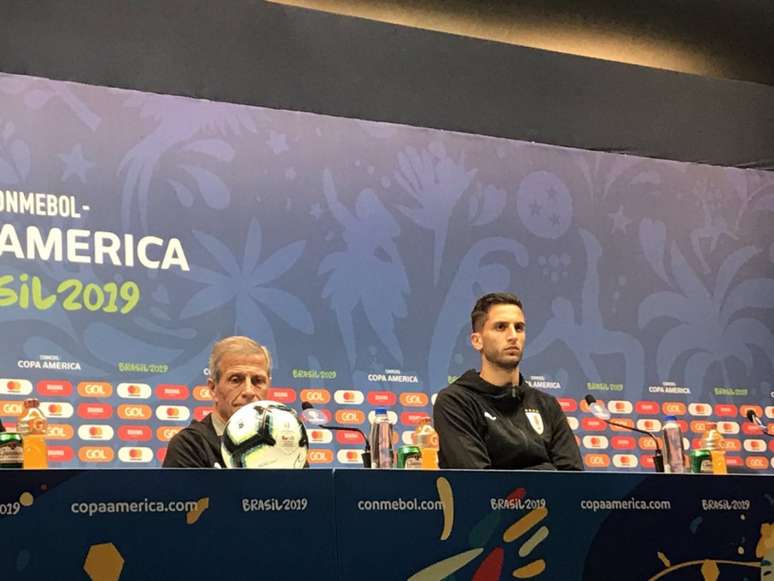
[155,384,190,400]
[583,454,610,468]
[306,449,333,464]
[557,398,577,413]
[745,456,768,470]
[714,404,737,417]
[308,429,333,444]
[336,449,365,464]
[608,400,633,414]
[335,410,365,425]
[566,417,579,431]
[41,402,74,418]
[118,425,153,442]
[716,421,739,435]
[118,447,153,463]
[743,439,766,452]
[77,425,115,441]
[267,388,296,404]
[609,418,635,432]
[0,400,24,417]
[155,426,183,442]
[117,383,152,399]
[117,404,153,421]
[580,418,606,431]
[155,406,191,421]
[77,382,113,398]
[47,445,74,463]
[77,403,113,420]
[637,419,662,432]
[635,401,659,415]
[47,424,75,440]
[399,392,429,407]
[688,403,712,416]
[0,379,32,395]
[192,385,212,401]
[336,430,365,445]
[78,446,115,463]
[611,436,636,450]
[367,391,397,406]
[334,390,365,405]
[401,430,416,445]
[662,402,686,416]
[582,435,609,450]
[765,406,774,420]
[612,454,639,468]
[37,380,73,397]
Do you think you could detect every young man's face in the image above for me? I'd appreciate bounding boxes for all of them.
[471,304,526,371]
[209,351,270,421]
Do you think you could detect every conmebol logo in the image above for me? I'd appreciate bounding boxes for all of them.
[0,379,32,395]
[77,403,113,420]
[41,402,74,418]
[156,384,189,400]
[117,383,151,399]
[267,388,296,403]
[37,380,73,397]
[77,425,115,441]
[399,392,428,407]
[334,390,365,405]
[118,447,153,463]
[117,404,153,420]
[336,449,364,464]
[118,426,152,441]
[78,446,114,463]
[156,406,191,421]
[612,454,638,468]
[77,382,113,398]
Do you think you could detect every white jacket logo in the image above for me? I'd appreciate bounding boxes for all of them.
[525,409,544,435]
[484,412,497,421]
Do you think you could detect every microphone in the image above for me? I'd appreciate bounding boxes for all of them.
[746,409,772,437]
[301,401,372,467]
[0,417,4,432]
[584,395,664,473]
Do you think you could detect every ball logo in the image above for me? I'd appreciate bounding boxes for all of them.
[611,436,636,450]
[716,421,739,435]
[41,402,74,418]
[335,390,365,405]
[582,435,609,449]
[557,398,577,413]
[155,405,191,421]
[637,419,661,432]
[117,404,153,420]
[608,400,632,414]
[336,449,364,464]
[583,454,610,468]
[0,400,24,416]
[155,426,182,442]
[688,403,712,416]
[307,449,333,464]
[1,379,33,395]
[367,391,397,406]
[267,388,296,403]
[77,403,113,420]
[335,409,366,425]
[612,454,638,468]
[78,446,114,463]
[634,401,658,415]
[745,456,768,470]
[77,382,113,398]
[77,425,115,441]
[47,424,75,440]
[37,380,73,397]
[399,392,428,407]
[155,384,190,400]
[662,402,686,416]
[192,385,212,401]
[118,426,152,441]
[118,447,153,463]
[336,431,364,445]
[309,429,333,444]
[300,389,330,404]
[743,439,765,452]
[117,383,152,399]
[47,446,74,463]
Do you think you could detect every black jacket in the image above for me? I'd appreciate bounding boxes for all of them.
[433,369,583,470]
[163,414,223,468]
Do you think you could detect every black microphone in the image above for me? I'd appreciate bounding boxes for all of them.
[746,409,772,437]
[584,395,665,473]
[0,417,4,433]
[301,401,372,467]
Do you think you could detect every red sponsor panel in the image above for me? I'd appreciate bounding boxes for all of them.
[267,387,296,404]
[37,380,73,397]
[741,422,767,436]
[336,409,365,425]
[639,436,657,451]
[192,385,212,401]
[557,398,577,413]
[47,424,75,441]
[156,426,184,442]
[635,401,659,415]
[745,456,768,470]
[676,420,689,432]
[640,455,655,469]
[194,406,212,421]
[714,404,737,417]
[721,438,741,452]
[400,412,427,426]
[609,418,635,432]
[77,403,113,420]
[156,384,190,400]
[689,420,711,434]
[77,382,112,398]
[583,453,610,468]
[739,405,763,419]
[78,446,115,463]
[399,392,429,407]
[300,389,330,405]
[662,401,686,416]
[611,435,636,450]
[156,448,167,463]
[367,391,397,406]
[118,425,152,442]
[307,449,333,464]
[336,430,365,445]
[117,404,153,421]
[725,456,743,468]
[0,400,24,417]
[48,445,74,463]
[581,418,606,431]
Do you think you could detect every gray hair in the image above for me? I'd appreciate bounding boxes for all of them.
[208,336,272,382]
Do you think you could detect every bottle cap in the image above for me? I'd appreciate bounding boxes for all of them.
[664,415,677,422]
[374,408,387,415]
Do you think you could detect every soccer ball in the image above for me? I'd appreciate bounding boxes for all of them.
[221,401,308,469]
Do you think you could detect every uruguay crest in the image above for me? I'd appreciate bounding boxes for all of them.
[525,408,544,435]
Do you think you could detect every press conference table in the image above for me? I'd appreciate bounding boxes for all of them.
[0,469,771,580]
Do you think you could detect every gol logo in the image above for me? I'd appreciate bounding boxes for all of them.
[37,380,73,397]
[611,435,636,450]
[41,402,74,418]
[634,401,659,415]
[714,404,737,417]
[742,439,765,453]
[609,418,635,432]
[580,418,606,431]
[78,446,114,463]
[716,421,739,435]
[117,404,153,420]
[399,392,429,407]
[1,379,32,395]
[557,398,577,413]
[637,419,661,432]
[740,405,763,419]
[77,382,113,398]
[608,400,633,414]
[47,446,74,463]
[336,449,364,464]
[720,438,741,452]
[267,388,296,403]
[334,390,365,405]
[745,456,768,470]
[335,409,366,425]
[47,424,75,440]
[400,412,428,426]
[118,447,153,463]
[688,403,712,416]
[613,454,638,468]
[300,389,330,404]
[155,406,191,421]
[336,431,364,445]
[156,384,190,400]
[306,449,333,464]
[566,417,579,431]
[662,402,686,416]
[0,400,24,416]
[156,426,183,442]
[639,437,657,450]
[690,420,711,433]
[192,385,212,401]
[309,429,333,444]
[367,391,397,406]
[77,425,115,441]
[77,403,113,420]
[582,435,609,449]
[118,426,152,441]
[583,454,610,468]
[117,383,151,399]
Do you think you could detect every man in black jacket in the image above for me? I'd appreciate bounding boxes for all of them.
[163,336,271,468]
[433,292,582,470]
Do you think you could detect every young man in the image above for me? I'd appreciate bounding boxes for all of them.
[433,292,583,470]
[163,336,271,468]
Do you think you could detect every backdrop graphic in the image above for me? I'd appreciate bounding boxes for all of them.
[0,72,772,469]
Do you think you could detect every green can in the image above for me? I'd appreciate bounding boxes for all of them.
[0,432,23,469]
[397,445,422,469]
[689,449,712,474]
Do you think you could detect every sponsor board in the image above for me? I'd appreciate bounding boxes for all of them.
[117,404,153,420]
[634,401,659,415]
[608,400,632,414]
[156,384,189,399]
[306,449,333,464]
[118,425,153,441]
[77,382,113,398]
[583,453,610,468]
[399,392,428,407]
[77,424,115,441]
[661,401,686,416]
[36,380,72,397]
[688,403,712,416]
[192,385,212,401]
[155,426,183,442]
[40,402,74,419]
[714,404,737,417]
[367,391,397,406]
[77,403,113,420]
[336,409,365,425]
[612,454,639,468]
[299,389,330,405]
[334,390,365,405]
[716,421,740,435]
[78,446,115,463]
[308,429,333,444]
[336,449,365,464]
[557,398,577,413]
[155,405,191,421]
[47,445,74,463]
[582,435,609,450]
[267,387,296,403]
[0,379,33,395]
[336,430,365,445]
[118,447,154,463]
[367,410,398,425]
[117,383,152,399]
[47,423,75,440]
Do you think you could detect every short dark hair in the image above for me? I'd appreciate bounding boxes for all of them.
[471,292,524,331]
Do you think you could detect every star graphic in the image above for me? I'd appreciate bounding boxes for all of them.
[267,131,289,154]
[609,205,632,233]
[309,203,323,219]
[529,199,542,216]
[549,213,560,227]
[59,145,95,183]
[546,186,558,201]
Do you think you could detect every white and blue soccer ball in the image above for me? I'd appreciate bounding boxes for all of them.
[221,400,308,469]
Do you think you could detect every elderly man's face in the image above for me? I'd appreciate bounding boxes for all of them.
[209,352,270,421]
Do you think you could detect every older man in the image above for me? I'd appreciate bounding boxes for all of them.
[163,336,271,468]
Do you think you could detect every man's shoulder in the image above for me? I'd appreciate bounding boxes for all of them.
[521,383,562,410]
[169,415,215,443]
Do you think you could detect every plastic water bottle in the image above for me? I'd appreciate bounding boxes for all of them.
[413,416,439,469]
[369,408,394,468]
[17,398,48,469]
[662,416,685,473]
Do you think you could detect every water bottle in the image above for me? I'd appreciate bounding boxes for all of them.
[662,416,685,473]
[369,408,394,468]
